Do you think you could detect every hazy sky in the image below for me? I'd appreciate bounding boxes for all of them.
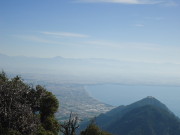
[0,0,180,62]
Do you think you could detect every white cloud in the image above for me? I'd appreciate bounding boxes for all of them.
[84,40,161,51]
[75,0,179,6]
[14,35,65,45]
[41,32,89,38]
[75,0,163,4]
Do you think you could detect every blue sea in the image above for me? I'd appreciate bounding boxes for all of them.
[85,84,180,117]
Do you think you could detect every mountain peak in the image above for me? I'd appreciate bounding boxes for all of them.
[146,96,155,99]
[131,96,170,113]
[141,96,158,103]
[81,97,180,135]
[140,96,159,103]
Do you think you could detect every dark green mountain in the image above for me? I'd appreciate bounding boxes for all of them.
[106,105,180,135]
[80,97,180,135]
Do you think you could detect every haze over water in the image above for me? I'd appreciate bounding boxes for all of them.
[85,84,180,117]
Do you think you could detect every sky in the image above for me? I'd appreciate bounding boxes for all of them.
[0,0,180,85]
[0,0,179,61]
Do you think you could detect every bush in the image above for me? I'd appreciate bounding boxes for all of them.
[0,72,60,135]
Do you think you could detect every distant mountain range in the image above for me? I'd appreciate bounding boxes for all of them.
[0,53,129,84]
[80,97,180,135]
[1,53,180,85]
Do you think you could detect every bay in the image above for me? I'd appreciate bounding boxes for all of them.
[85,84,180,117]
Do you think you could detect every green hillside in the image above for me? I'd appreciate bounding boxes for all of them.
[107,105,180,135]
[80,97,180,135]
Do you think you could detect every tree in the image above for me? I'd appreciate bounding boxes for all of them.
[0,72,39,135]
[80,120,112,135]
[39,88,60,135]
[0,72,60,135]
[60,112,80,135]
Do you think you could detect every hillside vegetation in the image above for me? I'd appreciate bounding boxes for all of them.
[0,72,59,135]
[2,71,180,135]
[80,97,180,135]
[0,72,111,135]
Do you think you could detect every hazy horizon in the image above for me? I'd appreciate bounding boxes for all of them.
[1,53,180,86]
[1,0,180,85]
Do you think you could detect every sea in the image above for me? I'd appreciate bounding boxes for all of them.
[85,84,180,117]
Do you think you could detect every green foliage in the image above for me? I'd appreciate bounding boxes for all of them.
[0,72,60,135]
[80,122,112,135]
[0,125,22,135]
[0,72,39,134]
[40,90,59,121]
[35,126,47,135]
[36,125,54,135]
[5,130,22,135]
[38,86,60,135]
[43,116,60,135]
